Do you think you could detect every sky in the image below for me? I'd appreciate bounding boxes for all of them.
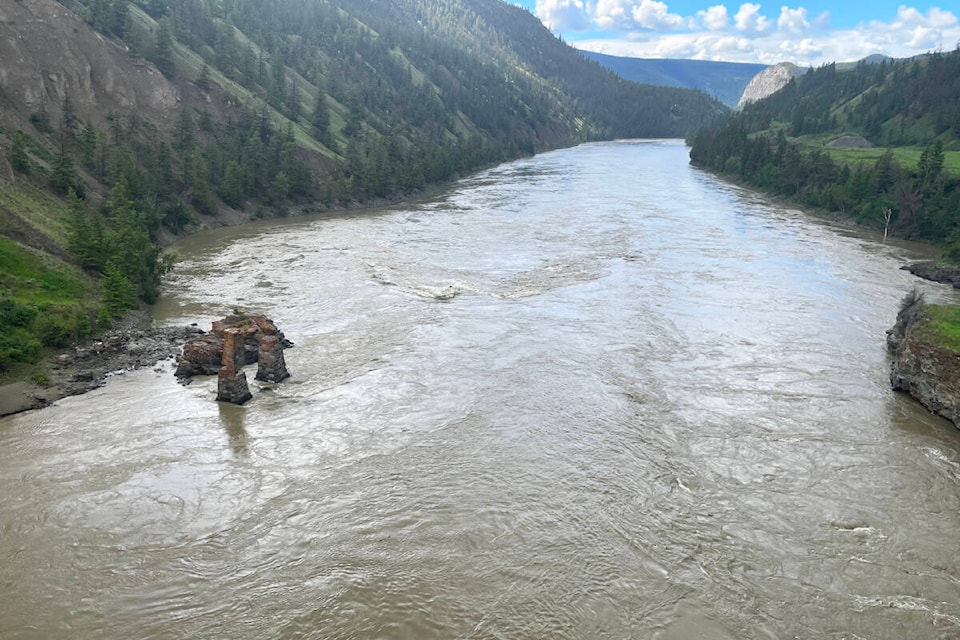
[514,1,960,65]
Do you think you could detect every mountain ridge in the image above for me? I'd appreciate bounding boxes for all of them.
[582,52,767,107]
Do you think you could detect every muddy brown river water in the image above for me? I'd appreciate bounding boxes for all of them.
[2,140,959,639]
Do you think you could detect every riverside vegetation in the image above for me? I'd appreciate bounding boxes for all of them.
[0,0,725,376]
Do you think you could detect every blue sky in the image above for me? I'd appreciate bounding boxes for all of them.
[513,1,960,65]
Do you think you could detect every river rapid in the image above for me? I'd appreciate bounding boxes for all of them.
[2,140,959,639]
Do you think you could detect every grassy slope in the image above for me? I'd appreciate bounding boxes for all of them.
[0,233,97,375]
[822,146,960,173]
[918,305,960,354]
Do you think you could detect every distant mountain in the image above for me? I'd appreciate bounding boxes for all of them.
[582,52,767,107]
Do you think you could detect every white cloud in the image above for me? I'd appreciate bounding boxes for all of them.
[777,6,809,34]
[592,0,685,31]
[697,5,730,31]
[593,0,633,30]
[811,11,830,30]
[544,3,960,66]
[632,0,685,30]
[866,6,960,53]
[733,3,770,36]
[535,0,590,31]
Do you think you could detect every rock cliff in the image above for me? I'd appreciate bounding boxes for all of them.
[0,0,179,131]
[736,62,806,109]
[887,292,960,427]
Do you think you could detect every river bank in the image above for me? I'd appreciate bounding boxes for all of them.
[0,309,201,418]
[888,291,960,428]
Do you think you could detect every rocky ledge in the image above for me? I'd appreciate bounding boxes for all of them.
[887,291,960,427]
[901,262,960,288]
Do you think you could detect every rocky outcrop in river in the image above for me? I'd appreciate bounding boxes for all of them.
[887,291,960,427]
[175,313,292,379]
[901,262,960,288]
[176,313,292,404]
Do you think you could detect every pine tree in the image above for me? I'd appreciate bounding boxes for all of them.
[154,19,176,77]
[311,93,332,145]
[7,132,30,173]
[50,146,77,194]
[66,190,104,272]
[102,260,138,317]
[221,160,245,208]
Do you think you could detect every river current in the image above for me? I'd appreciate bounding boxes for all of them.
[2,140,959,639]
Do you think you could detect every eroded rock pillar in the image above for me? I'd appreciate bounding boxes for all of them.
[217,328,252,404]
[255,333,290,383]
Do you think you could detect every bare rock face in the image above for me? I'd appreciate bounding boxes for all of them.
[217,328,252,405]
[176,313,292,403]
[0,0,179,130]
[0,155,13,184]
[212,314,288,365]
[736,62,806,109]
[888,294,960,428]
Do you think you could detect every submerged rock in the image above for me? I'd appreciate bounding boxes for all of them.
[887,291,960,427]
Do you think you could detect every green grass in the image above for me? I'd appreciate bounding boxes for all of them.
[0,237,98,370]
[0,182,71,245]
[917,304,960,354]
[821,146,960,173]
[0,237,89,306]
[790,131,960,172]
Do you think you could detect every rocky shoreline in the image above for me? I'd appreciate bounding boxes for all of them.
[887,291,960,428]
[0,311,202,418]
[901,261,960,288]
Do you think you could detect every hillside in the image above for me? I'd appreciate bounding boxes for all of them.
[0,0,726,373]
[689,48,960,251]
[584,52,766,108]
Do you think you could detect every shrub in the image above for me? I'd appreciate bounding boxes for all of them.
[35,312,72,348]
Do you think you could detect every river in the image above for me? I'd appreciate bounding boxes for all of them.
[2,140,959,639]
